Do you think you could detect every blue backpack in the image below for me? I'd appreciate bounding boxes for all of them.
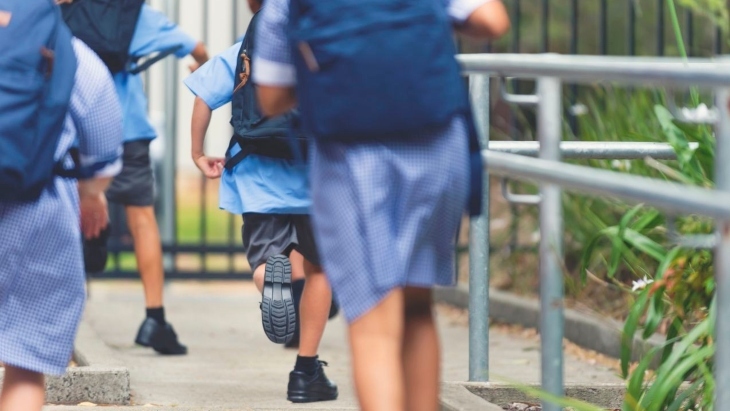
[288,0,482,215]
[226,11,308,170]
[288,0,469,142]
[0,0,77,202]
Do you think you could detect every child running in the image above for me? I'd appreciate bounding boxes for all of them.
[183,0,338,403]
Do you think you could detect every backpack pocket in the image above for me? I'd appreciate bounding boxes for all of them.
[0,64,45,195]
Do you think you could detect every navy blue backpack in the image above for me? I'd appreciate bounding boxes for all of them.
[0,0,77,202]
[226,10,308,170]
[288,0,469,142]
[288,0,483,215]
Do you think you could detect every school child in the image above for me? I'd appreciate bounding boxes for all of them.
[253,0,510,410]
[61,0,210,355]
[0,2,124,410]
[183,0,338,402]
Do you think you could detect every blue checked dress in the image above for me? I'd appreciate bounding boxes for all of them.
[253,0,484,322]
[0,39,123,375]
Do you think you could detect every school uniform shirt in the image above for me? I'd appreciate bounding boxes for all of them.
[252,0,492,323]
[0,38,123,375]
[115,4,198,142]
[183,43,311,215]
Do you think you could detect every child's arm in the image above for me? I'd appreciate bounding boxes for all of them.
[191,96,224,179]
[454,0,510,40]
[188,42,210,73]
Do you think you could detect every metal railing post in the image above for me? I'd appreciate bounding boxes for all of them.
[537,77,564,411]
[714,87,730,411]
[159,0,178,271]
[468,74,491,382]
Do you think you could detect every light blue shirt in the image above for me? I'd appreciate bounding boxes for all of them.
[184,42,311,215]
[115,5,198,142]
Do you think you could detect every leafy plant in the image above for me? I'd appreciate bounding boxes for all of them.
[518,1,726,408]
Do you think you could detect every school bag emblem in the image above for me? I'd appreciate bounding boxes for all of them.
[59,0,180,74]
[0,0,77,202]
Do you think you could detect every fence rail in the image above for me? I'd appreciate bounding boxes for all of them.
[465,53,730,411]
[458,54,730,86]
[489,141,698,159]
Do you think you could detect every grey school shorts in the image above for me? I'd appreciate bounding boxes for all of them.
[106,140,155,207]
[241,213,321,270]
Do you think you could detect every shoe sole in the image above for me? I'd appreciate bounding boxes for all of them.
[261,255,296,344]
[287,392,339,403]
[151,345,188,355]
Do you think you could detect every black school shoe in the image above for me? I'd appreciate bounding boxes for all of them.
[287,361,338,403]
[135,317,188,355]
[261,255,297,344]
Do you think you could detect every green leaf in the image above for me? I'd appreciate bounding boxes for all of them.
[654,104,706,182]
[661,317,683,364]
[625,346,658,408]
[641,319,712,411]
[643,247,682,339]
[644,345,714,411]
[642,294,665,340]
[666,379,703,411]
[655,105,692,160]
[622,289,650,377]
[623,229,667,262]
[579,230,605,283]
[632,209,663,232]
[619,204,646,238]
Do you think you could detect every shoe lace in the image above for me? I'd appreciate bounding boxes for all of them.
[318,360,329,367]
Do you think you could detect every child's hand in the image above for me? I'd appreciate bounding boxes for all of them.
[79,191,109,240]
[194,155,225,179]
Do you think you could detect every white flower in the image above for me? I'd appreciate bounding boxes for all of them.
[632,276,654,292]
[679,103,717,123]
[611,159,632,171]
[569,103,588,116]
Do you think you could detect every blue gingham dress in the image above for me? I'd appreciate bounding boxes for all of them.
[0,39,123,375]
[254,0,485,322]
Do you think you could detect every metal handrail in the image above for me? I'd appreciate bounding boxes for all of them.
[485,150,730,220]
[462,53,730,411]
[489,141,697,160]
[458,53,730,87]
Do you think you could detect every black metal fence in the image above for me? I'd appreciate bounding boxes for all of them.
[103,0,727,280]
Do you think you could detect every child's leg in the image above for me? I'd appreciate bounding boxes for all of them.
[0,365,45,411]
[253,251,306,293]
[348,289,407,411]
[252,263,266,292]
[297,258,331,356]
[402,287,440,411]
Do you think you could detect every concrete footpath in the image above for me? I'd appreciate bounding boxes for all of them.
[45,281,622,410]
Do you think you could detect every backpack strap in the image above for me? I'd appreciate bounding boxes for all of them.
[53,148,119,180]
[126,44,184,75]
[464,106,483,217]
[224,136,252,171]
